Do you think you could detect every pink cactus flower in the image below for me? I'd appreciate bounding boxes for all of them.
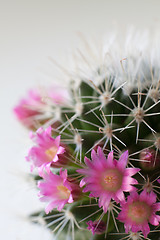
[157,178,160,184]
[117,190,160,238]
[86,220,106,235]
[38,169,80,213]
[13,87,70,129]
[13,89,43,129]
[26,126,65,175]
[77,147,140,212]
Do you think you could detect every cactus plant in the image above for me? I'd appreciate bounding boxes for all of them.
[14,31,160,239]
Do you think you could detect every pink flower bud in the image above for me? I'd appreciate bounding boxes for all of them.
[87,220,106,235]
[140,149,160,170]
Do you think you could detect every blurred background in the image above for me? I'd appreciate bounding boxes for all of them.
[1,0,160,239]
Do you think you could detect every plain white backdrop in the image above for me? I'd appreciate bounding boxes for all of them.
[1,0,160,239]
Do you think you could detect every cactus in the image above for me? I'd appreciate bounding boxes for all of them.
[14,31,160,240]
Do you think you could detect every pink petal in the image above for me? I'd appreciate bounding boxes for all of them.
[106,151,114,168]
[97,147,107,163]
[45,163,52,174]
[57,200,67,211]
[124,168,140,176]
[140,190,156,205]
[91,149,99,163]
[121,184,137,192]
[53,155,59,162]
[46,126,52,136]
[60,168,67,179]
[80,178,86,187]
[68,194,73,203]
[115,190,125,202]
[123,176,138,186]
[38,164,46,177]
[55,135,61,146]
[149,215,159,226]
[99,195,111,212]
[45,201,57,214]
[153,202,160,212]
[84,156,94,168]
[142,223,150,238]
[117,150,128,170]
[77,168,90,175]
[57,146,65,154]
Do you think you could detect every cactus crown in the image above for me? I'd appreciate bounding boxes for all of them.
[14,31,160,240]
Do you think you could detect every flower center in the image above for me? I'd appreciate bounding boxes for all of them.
[45,146,58,161]
[127,201,151,224]
[102,169,123,192]
[57,185,71,199]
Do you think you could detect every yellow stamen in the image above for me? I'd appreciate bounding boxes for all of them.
[45,146,58,161]
[57,185,71,199]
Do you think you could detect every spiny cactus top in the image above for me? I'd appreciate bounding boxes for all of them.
[14,31,160,240]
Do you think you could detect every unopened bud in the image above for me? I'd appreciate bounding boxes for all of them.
[140,149,160,170]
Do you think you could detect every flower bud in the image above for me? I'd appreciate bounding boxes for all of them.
[86,220,106,235]
[140,149,160,170]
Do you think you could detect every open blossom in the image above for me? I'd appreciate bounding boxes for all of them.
[13,86,70,129]
[86,220,106,235]
[13,89,43,129]
[117,190,160,238]
[26,126,65,175]
[38,169,81,213]
[77,147,140,212]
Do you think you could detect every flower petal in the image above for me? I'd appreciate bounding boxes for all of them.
[117,150,128,170]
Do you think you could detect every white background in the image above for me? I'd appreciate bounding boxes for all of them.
[1,0,160,239]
